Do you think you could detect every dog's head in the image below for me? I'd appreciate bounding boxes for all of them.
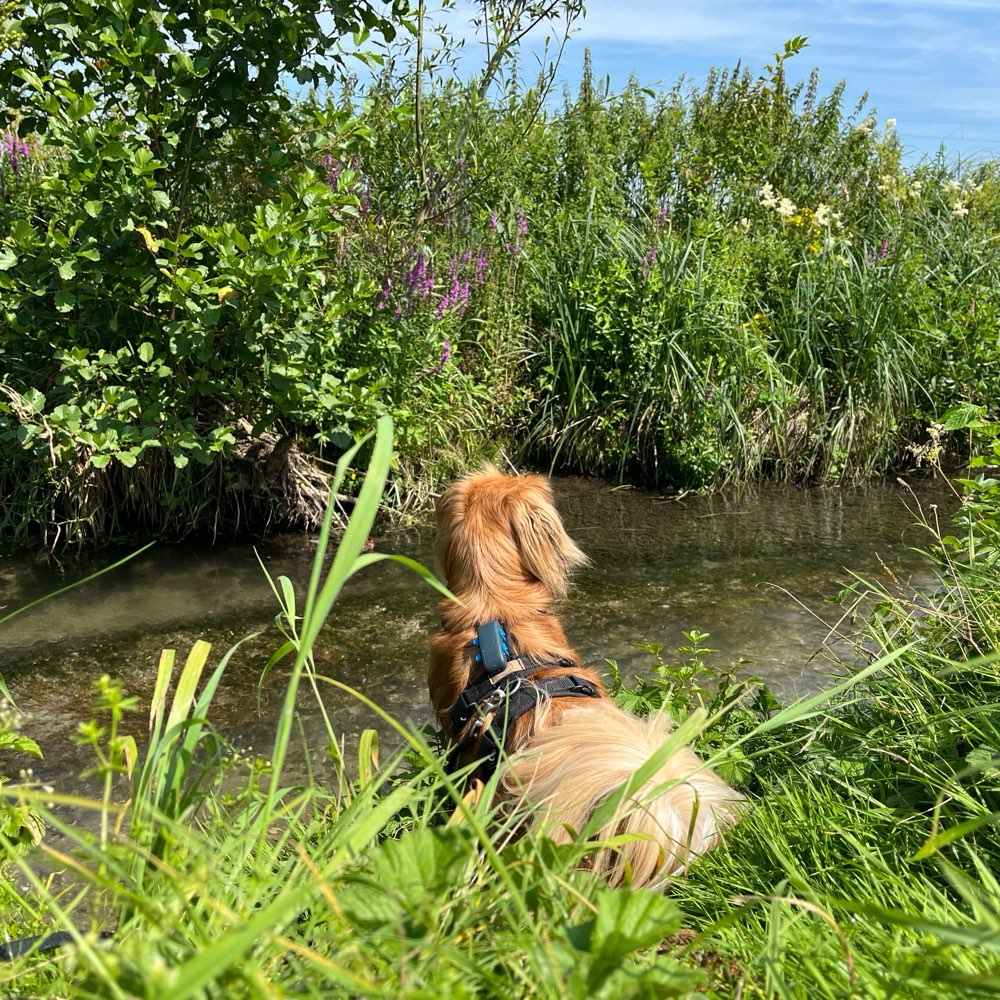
[435,467,588,607]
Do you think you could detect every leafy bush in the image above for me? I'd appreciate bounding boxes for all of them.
[0,1,406,541]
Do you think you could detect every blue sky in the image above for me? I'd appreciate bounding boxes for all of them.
[440,0,1000,164]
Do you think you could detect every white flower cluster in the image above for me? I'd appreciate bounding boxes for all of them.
[945,176,981,218]
[879,172,980,218]
[813,203,843,228]
[759,182,851,262]
[878,174,926,202]
[760,182,798,217]
[855,115,877,136]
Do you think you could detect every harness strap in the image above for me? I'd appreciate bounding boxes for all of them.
[449,652,574,732]
[447,618,598,777]
[449,672,601,777]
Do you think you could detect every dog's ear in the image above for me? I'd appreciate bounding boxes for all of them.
[508,480,588,599]
[434,482,474,590]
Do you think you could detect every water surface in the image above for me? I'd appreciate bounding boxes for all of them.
[1,475,951,793]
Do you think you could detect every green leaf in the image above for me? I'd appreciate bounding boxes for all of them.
[58,260,77,280]
[940,404,993,432]
[568,889,683,993]
[138,341,155,362]
[54,290,76,312]
[912,812,1000,860]
[0,249,17,270]
[0,732,42,757]
[90,453,111,469]
[372,827,468,902]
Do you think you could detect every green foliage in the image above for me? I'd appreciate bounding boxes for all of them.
[0,721,44,866]
[938,406,1000,570]
[0,0,409,542]
[2,14,1000,540]
[345,34,999,494]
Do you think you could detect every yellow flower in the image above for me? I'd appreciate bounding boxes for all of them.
[741,311,772,335]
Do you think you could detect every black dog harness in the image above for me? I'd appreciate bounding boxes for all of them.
[448,620,601,776]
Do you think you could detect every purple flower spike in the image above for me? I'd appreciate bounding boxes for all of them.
[405,252,435,301]
[322,153,343,190]
[640,246,657,278]
[879,236,889,259]
[474,249,489,285]
[2,131,32,179]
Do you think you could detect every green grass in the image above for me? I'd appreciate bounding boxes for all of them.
[3,419,1000,997]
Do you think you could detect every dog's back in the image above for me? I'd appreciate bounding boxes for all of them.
[429,468,744,886]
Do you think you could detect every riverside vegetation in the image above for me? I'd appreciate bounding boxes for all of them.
[0,3,997,544]
[3,3,1000,997]
[2,413,1000,997]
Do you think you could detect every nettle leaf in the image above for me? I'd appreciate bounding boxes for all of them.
[337,876,398,931]
[0,803,45,852]
[568,888,683,992]
[335,827,471,937]
[0,732,42,757]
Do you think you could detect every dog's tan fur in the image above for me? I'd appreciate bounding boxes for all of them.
[428,467,744,887]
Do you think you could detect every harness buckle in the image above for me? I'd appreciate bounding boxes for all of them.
[470,677,522,737]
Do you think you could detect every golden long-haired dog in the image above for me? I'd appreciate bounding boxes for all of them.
[428,467,744,888]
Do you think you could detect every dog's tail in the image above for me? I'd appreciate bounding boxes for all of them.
[502,700,744,888]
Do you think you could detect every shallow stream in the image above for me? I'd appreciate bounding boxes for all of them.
[2,474,952,794]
